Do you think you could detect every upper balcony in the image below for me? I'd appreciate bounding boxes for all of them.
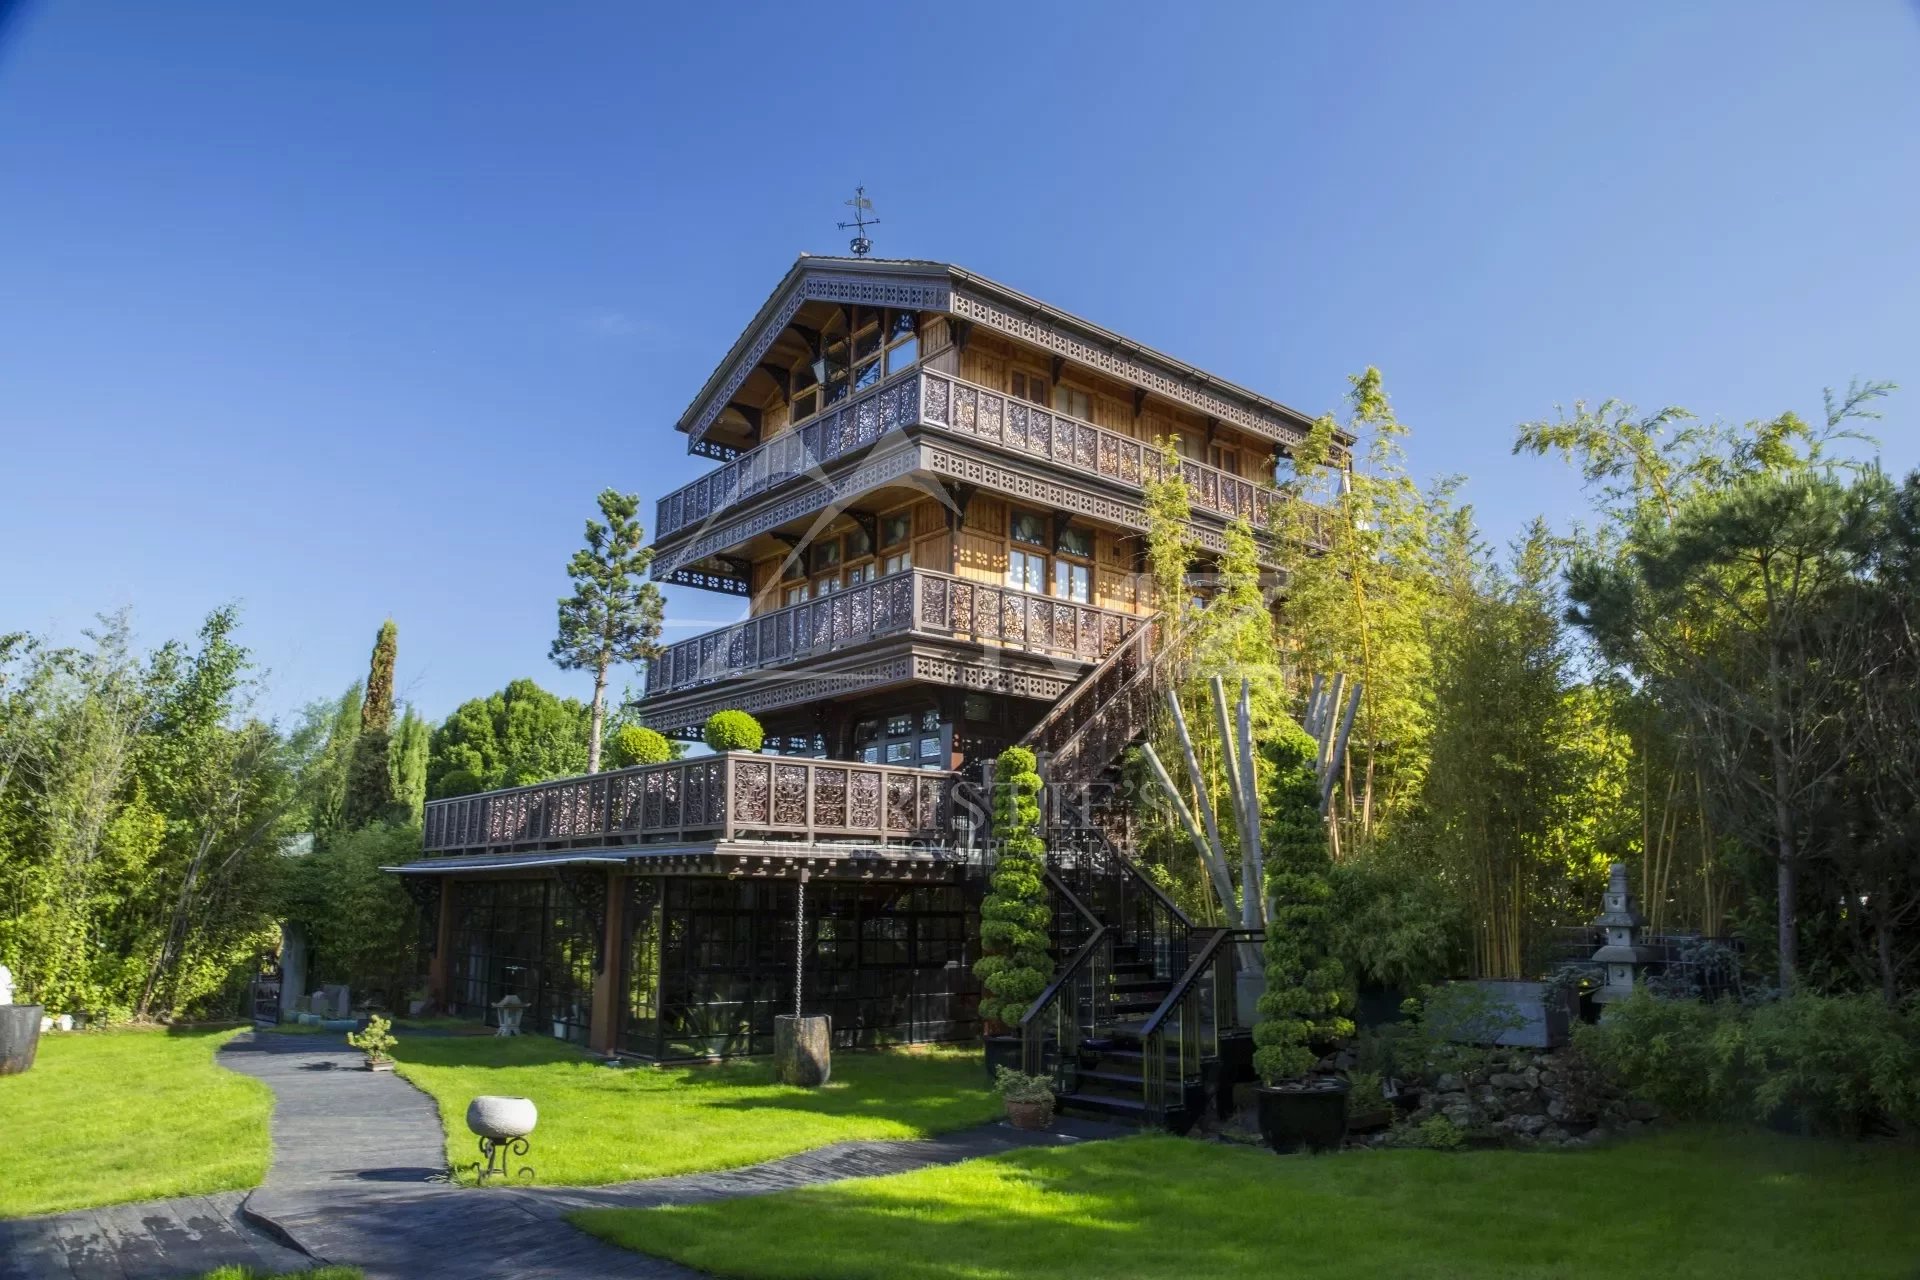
[643,568,1143,699]
[653,367,1321,549]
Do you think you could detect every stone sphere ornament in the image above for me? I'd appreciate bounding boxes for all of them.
[466,1095,537,1184]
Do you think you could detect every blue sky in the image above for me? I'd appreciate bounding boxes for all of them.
[2,3,1915,725]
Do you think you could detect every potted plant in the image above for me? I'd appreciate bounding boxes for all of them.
[1252,722,1356,1154]
[973,747,1051,1081]
[995,1065,1056,1131]
[348,1013,398,1072]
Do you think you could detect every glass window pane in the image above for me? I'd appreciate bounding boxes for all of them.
[1057,525,1093,558]
[887,335,918,372]
[854,358,881,392]
[846,526,872,559]
[1010,511,1047,546]
[881,513,911,547]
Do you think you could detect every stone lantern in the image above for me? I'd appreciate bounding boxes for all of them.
[492,994,526,1037]
[1591,863,1660,1009]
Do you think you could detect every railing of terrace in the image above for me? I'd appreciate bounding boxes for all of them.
[654,366,1327,544]
[422,753,956,855]
[644,569,1144,697]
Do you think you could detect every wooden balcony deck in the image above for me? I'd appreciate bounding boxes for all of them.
[653,368,1324,544]
[421,753,956,856]
[643,569,1143,699]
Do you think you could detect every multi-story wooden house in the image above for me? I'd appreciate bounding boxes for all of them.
[399,257,1323,1126]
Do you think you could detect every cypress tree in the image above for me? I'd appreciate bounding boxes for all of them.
[342,620,400,830]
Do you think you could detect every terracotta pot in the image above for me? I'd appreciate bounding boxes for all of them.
[466,1095,539,1140]
[1005,1098,1054,1131]
[366,1058,396,1073]
[1257,1079,1351,1154]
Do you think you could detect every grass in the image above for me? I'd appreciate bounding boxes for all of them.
[574,1128,1920,1280]
[390,1034,999,1186]
[0,1027,271,1219]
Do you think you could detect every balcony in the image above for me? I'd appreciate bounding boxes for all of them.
[422,753,956,856]
[653,368,1320,545]
[643,569,1143,699]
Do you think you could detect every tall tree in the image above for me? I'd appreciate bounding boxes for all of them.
[551,490,665,774]
[426,678,592,798]
[342,620,399,830]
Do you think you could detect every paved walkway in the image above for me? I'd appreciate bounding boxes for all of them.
[2,1030,1126,1279]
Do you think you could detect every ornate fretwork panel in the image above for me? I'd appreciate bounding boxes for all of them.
[949,290,1307,447]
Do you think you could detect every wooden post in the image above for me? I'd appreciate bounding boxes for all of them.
[589,871,626,1055]
[426,878,454,1012]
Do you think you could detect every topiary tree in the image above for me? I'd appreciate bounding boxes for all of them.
[973,746,1051,1035]
[1252,718,1354,1084]
[703,709,764,754]
[607,723,672,769]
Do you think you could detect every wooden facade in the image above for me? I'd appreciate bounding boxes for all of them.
[400,257,1327,1070]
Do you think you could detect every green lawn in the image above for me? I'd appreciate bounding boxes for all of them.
[392,1034,999,1187]
[195,1269,360,1279]
[575,1129,1920,1280]
[0,1027,271,1219]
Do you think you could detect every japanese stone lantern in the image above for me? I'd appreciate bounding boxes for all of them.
[1591,863,1660,1009]
[492,994,526,1037]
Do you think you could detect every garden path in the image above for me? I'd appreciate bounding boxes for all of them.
[2,1030,1126,1280]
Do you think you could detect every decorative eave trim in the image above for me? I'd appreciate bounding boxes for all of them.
[680,265,952,449]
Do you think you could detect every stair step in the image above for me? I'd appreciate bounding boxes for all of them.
[1056,1091,1147,1119]
[1074,1068,1147,1090]
[1111,978,1168,993]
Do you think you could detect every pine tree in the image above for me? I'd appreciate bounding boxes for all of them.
[551,490,665,774]
[342,620,399,830]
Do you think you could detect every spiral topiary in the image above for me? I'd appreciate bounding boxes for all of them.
[973,746,1051,1035]
[607,723,672,769]
[1252,718,1354,1085]
[702,709,764,754]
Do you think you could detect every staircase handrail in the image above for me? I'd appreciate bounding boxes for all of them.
[1055,823,1195,933]
[1137,926,1263,1040]
[1018,612,1156,756]
[1017,923,1111,1076]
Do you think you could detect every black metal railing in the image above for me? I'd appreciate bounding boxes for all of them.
[1140,926,1263,1123]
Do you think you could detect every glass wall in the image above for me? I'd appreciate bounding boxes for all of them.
[447,878,597,1044]
[619,875,980,1059]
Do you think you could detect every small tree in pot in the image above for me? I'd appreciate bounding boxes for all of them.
[1252,721,1354,1153]
[348,1013,399,1072]
[995,1065,1057,1131]
[973,747,1050,1078]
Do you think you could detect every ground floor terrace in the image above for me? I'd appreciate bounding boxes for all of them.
[402,854,985,1062]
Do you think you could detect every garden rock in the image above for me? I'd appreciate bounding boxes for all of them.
[1401,1045,1658,1148]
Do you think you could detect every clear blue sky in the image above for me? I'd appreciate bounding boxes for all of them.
[2,3,1915,725]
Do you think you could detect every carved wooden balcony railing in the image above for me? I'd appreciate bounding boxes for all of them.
[422,753,956,855]
[644,569,1144,698]
[918,372,1305,533]
[656,370,923,539]
[655,367,1327,546]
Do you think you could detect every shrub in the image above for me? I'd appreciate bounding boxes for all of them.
[1576,990,1920,1136]
[1573,991,1752,1122]
[347,1013,398,1064]
[993,1066,1056,1103]
[1386,1112,1466,1151]
[607,724,672,769]
[702,710,764,753]
[973,747,1050,1035]
[1252,719,1354,1085]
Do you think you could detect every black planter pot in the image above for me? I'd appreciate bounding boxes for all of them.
[983,1034,1023,1083]
[1257,1079,1351,1154]
[0,1004,45,1076]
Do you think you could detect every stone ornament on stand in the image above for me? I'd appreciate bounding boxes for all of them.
[1591,863,1661,1010]
[492,994,526,1036]
[466,1095,537,1184]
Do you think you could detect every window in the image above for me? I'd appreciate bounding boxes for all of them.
[812,539,842,574]
[1008,547,1047,594]
[883,550,911,576]
[885,311,919,375]
[790,310,919,431]
[815,574,842,597]
[880,512,911,548]
[783,582,811,606]
[781,555,805,582]
[1208,444,1241,476]
[845,561,874,587]
[1010,509,1048,547]
[1010,370,1048,406]
[1056,525,1093,558]
[1053,559,1091,603]
[789,360,819,424]
[1053,385,1092,421]
[844,525,873,560]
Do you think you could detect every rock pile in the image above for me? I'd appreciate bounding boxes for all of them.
[1385,1046,1658,1148]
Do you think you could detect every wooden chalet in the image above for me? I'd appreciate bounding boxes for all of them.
[396,257,1329,1127]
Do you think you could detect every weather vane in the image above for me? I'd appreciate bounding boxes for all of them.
[837,186,880,257]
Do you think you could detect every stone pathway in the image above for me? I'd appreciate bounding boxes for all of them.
[1,1029,1128,1279]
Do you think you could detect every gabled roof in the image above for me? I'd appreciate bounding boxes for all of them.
[677,256,1333,453]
